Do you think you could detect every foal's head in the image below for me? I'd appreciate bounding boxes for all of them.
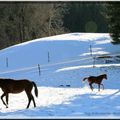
[102,74,107,80]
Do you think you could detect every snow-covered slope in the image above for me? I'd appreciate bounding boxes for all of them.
[0,33,120,118]
[0,33,119,70]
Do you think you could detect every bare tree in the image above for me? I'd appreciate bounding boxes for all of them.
[0,2,68,49]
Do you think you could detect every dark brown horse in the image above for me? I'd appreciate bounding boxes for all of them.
[83,74,107,91]
[0,78,38,109]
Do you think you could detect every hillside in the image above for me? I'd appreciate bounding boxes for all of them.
[0,33,120,118]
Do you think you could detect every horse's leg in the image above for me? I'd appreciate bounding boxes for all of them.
[31,94,36,107]
[6,94,9,106]
[98,84,100,91]
[101,84,104,90]
[27,93,36,108]
[25,88,33,109]
[1,93,8,108]
[26,93,32,109]
[89,83,94,91]
[27,97,31,109]
[25,84,36,109]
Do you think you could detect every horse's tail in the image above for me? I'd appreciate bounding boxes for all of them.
[83,77,88,82]
[32,82,38,97]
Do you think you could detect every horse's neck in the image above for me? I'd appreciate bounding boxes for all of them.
[0,82,2,87]
[99,75,104,81]
[0,80,5,87]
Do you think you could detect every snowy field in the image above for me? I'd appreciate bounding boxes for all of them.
[0,33,120,119]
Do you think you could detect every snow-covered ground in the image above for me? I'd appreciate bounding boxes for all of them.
[0,33,120,118]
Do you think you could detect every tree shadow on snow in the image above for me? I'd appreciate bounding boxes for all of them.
[1,89,120,118]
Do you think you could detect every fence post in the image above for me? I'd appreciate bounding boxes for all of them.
[38,64,41,76]
[6,57,8,68]
[48,52,50,63]
[90,45,96,68]
[93,56,96,68]
[90,45,92,57]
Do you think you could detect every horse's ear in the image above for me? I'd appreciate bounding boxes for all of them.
[104,74,107,79]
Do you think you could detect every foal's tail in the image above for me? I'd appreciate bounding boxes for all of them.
[82,77,88,82]
[32,82,38,97]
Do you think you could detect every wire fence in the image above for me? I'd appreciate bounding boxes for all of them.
[0,53,120,76]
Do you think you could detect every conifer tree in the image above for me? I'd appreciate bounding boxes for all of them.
[106,3,120,44]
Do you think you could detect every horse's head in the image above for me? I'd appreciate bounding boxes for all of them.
[103,74,107,80]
